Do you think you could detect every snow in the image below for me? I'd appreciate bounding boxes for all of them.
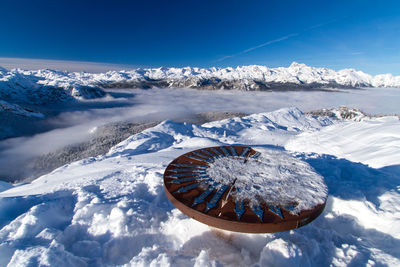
[0,99,44,118]
[0,107,400,266]
[0,68,106,104]
[206,149,328,212]
[0,181,13,193]
[286,115,400,168]
[1,62,400,105]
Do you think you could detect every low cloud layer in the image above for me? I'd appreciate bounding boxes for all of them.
[1,87,399,182]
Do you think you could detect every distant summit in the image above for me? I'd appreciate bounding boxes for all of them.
[1,62,400,104]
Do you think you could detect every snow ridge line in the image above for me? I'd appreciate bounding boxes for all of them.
[1,62,400,104]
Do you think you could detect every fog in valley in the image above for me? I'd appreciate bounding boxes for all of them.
[1,87,399,182]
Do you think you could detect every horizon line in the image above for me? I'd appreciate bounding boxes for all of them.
[0,57,397,76]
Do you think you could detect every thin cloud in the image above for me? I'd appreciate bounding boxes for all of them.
[217,55,235,62]
[216,33,299,63]
[306,23,325,30]
[304,18,340,31]
[350,51,364,55]
[242,33,299,54]
[216,19,338,63]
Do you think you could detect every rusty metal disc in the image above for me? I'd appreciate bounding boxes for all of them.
[163,146,327,233]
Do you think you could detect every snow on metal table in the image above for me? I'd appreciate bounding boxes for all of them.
[163,146,327,233]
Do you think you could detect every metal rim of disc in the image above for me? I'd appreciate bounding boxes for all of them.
[163,146,326,233]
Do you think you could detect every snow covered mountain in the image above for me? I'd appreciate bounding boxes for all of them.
[0,108,399,266]
[0,100,44,118]
[1,62,400,105]
[0,68,106,104]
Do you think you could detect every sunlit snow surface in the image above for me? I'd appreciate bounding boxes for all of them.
[1,107,400,266]
[206,150,327,212]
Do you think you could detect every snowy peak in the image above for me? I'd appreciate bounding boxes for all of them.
[0,66,106,104]
[61,62,400,89]
[289,61,308,69]
[1,63,400,105]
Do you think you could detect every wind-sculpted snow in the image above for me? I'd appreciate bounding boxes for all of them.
[287,115,400,168]
[0,107,399,266]
[1,62,400,105]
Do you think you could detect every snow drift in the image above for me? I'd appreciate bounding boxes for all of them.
[0,107,399,266]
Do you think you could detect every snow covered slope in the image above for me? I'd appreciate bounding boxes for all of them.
[0,100,44,118]
[287,115,400,168]
[1,63,400,105]
[0,68,106,104]
[0,108,399,266]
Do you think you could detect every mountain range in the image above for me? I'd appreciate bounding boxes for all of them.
[1,62,400,105]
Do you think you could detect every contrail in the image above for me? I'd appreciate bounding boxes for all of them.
[215,20,337,63]
[242,33,299,53]
[215,33,299,62]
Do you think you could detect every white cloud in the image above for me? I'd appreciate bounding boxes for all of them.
[1,87,400,182]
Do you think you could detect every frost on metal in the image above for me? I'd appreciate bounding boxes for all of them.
[164,145,328,233]
[206,148,328,214]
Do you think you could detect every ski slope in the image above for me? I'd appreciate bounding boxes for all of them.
[0,108,399,266]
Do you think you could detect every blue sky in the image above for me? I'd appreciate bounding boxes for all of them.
[0,0,399,74]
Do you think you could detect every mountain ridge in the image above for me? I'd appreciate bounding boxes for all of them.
[1,62,400,104]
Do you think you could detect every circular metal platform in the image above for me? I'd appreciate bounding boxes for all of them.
[163,146,327,233]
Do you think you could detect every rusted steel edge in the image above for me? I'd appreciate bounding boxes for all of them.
[164,183,326,233]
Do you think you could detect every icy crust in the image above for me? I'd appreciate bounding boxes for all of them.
[206,149,328,213]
